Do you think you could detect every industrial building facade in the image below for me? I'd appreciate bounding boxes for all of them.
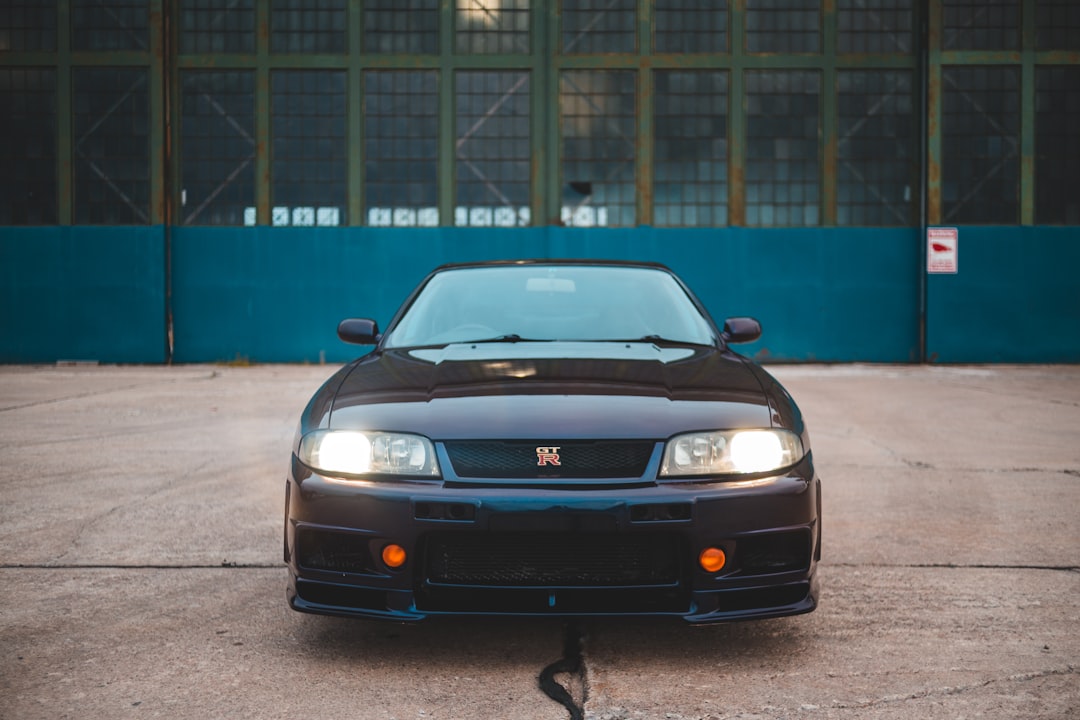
[2,1,1078,363]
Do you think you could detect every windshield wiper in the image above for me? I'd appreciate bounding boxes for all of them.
[604,335,714,347]
[463,334,552,344]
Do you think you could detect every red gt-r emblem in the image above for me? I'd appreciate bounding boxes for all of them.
[536,446,561,466]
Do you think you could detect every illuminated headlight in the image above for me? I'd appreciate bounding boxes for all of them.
[298,430,440,478]
[660,429,804,477]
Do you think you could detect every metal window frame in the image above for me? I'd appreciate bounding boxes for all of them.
[0,0,1076,228]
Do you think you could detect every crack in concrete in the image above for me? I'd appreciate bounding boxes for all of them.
[830,664,1076,710]
[587,666,1078,719]
[539,621,588,720]
[0,563,281,570]
[49,458,219,565]
[826,561,1080,572]
[0,371,218,414]
[898,462,1080,476]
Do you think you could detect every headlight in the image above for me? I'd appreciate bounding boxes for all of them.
[660,429,804,477]
[299,429,440,478]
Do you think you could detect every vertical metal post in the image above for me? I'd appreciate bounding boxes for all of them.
[821,0,837,226]
[925,0,941,227]
[57,0,72,225]
[1020,0,1036,225]
[438,0,455,226]
[636,0,653,227]
[539,0,562,227]
[348,0,364,226]
[728,0,746,226]
[255,2,271,224]
[160,0,175,363]
[918,0,932,362]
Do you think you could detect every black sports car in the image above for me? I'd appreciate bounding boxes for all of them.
[285,260,820,623]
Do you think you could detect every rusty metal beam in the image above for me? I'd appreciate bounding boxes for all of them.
[926,0,942,226]
[1020,0,1036,225]
[728,0,746,226]
[254,1,269,225]
[822,0,837,226]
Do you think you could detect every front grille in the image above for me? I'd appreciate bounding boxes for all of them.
[443,440,655,478]
[424,532,682,587]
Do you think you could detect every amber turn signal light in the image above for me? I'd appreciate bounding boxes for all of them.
[699,547,727,573]
[381,543,407,569]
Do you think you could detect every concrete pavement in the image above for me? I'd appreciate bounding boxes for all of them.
[1,363,1077,719]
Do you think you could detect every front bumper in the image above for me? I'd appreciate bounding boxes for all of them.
[284,454,821,624]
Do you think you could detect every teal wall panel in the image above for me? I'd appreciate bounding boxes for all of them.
[4,224,1075,365]
[0,227,166,363]
[549,227,921,363]
[927,227,1080,363]
[170,226,552,363]
[171,226,920,364]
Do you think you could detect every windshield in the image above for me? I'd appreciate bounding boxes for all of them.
[383,265,717,348]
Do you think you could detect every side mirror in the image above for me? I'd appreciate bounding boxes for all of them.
[337,318,380,345]
[722,317,762,344]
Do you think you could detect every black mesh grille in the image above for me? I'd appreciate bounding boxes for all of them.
[424,532,682,587]
[443,440,655,478]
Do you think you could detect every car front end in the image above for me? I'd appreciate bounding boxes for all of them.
[285,345,820,624]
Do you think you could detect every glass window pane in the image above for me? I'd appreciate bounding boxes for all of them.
[180,71,256,226]
[654,70,728,227]
[0,0,57,51]
[654,0,727,53]
[456,0,530,54]
[271,0,347,54]
[72,0,150,51]
[364,0,438,54]
[1036,66,1080,224]
[178,0,255,54]
[72,67,151,225]
[455,71,531,227]
[560,70,636,227]
[941,66,1020,224]
[746,0,820,53]
[562,0,636,53]
[837,71,916,226]
[837,0,912,54]
[364,71,438,226]
[271,71,347,226]
[0,68,57,225]
[1037,0,1080,51]
[942,0,1019,51]
[745,71,821,227]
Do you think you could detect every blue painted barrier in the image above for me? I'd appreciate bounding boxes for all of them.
[2,224,1077,363]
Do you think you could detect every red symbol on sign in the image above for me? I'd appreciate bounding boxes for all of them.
[927,228,958,274]
[536,446,561,466]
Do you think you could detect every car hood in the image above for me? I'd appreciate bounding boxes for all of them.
[324,342,776,440]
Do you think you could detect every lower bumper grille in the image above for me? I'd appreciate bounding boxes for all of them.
[296,527,375,574]
[739,530,812,576]
[416,586,690,614]
[424,532,682,587]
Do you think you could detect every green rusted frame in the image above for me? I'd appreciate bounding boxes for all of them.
[1,0,1076,228]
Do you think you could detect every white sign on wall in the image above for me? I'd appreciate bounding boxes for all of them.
[927,227,959,274]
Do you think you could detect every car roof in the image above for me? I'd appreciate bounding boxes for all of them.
[432,258,674,272]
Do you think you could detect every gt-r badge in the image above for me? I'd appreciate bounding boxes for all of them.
[536,446,561,466]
